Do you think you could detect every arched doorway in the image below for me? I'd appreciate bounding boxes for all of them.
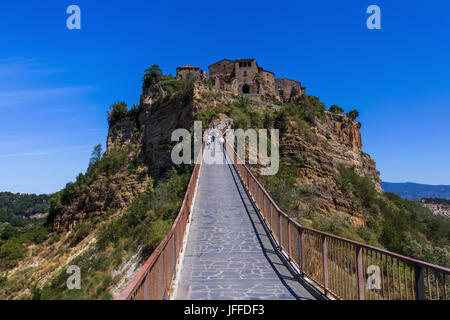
[242,83,250,94]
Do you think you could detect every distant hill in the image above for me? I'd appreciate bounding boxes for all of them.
[381,182,450,200]
[0,192,52,226]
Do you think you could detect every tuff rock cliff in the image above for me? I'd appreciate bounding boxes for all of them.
[280,111,381,220]
[53,78,380,229]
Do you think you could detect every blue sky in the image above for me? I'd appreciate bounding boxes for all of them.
[0,0,449,194]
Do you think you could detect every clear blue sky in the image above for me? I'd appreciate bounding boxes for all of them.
[0,0,449,194]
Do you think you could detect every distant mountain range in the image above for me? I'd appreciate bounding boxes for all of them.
[381,182,450,200]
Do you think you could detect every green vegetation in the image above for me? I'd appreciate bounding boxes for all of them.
[107,102,128,126]
[143,65,193,102]
[198,109,217,127]
[46,142,143,228]
[0,222,49,269]
[0,192,52,226]
[37,247,115,300]
[2,71,198,298]
[32,166,191,300]
[200,91,222,100]
[108,65,194,127]
[335,164,449,266]
[96,166,190,253]
[329,104,344,113]
[142,64,163,89]
[205,93,325,136]
[346,109,359,120]
[258,161,450,267]
[202,93,325,146]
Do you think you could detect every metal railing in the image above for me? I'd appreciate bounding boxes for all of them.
[224,138,450,300]
[117,141,205,300]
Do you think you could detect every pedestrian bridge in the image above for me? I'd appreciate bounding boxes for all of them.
[118,128,449,300]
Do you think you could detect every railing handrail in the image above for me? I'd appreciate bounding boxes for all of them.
[224,131,449,300]
[118,124,448,300]
[117,138,206,300]
[225,138,450,274]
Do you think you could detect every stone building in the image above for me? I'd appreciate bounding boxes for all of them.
[176,65,204,80]
[275,78,305,102]
[175,58,306,101]
[207,58,305,101]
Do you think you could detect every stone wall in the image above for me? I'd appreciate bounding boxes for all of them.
[276,78,304,102]
[207,58,305,101]
[176,65,203,80]
[234,59,260,95]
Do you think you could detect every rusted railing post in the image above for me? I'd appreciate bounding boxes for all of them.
[278,213,282,247]
[299,228,304,276]
[288,220,292,260]
[269,202,272,230]
[414,266,426,300]
[355,245,365,300]
[172,234,176,277]
[322,235,329,292]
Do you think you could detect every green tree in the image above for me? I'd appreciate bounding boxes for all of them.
[89,144,103,166]
[60,182,80,206]
[329,104,344,113]
[347,109,359,120]
[143,65,163,89]
[107,102,128,126]
[0,224,18,240]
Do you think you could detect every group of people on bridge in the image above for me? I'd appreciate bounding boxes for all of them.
[205,126,224,149]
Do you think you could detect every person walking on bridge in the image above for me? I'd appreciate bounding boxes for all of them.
[206,134,212,148]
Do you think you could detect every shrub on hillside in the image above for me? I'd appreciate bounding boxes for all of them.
[346,109,359,120]
[107,102,128,126]
[198,110,217,127]
[329,104,344,113]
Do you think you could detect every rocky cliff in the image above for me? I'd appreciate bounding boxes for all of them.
[280,111,380,219]
[53,77,380,229]
[54,81,205,229]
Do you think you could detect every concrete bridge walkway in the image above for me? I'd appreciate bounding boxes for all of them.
[173,142,317,300]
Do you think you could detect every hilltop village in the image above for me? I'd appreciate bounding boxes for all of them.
[176,58,306,102]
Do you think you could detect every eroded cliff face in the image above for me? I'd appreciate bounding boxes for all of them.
[280,111,380,220]
[54,80,380,229]
[53,145,151,230]
[107,83,214,176]
[54,83,210,229]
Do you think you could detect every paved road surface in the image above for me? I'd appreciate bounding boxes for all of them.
[174,142,317,300]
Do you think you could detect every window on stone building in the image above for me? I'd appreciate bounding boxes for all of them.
[239,62,243,68]
[248,61,251,67]
[243,71,247,77]
[242,84,250,94]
